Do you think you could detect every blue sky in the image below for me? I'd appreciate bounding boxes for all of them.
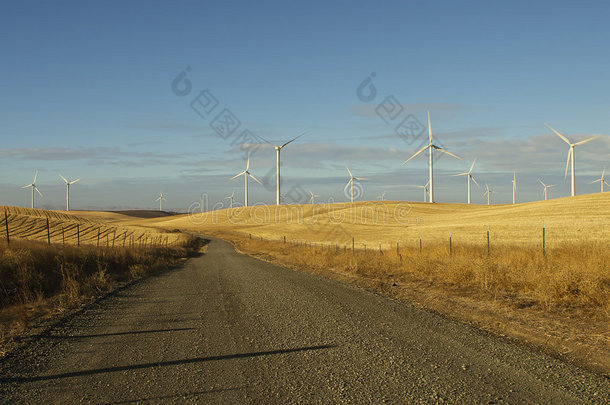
[2,0,610,210]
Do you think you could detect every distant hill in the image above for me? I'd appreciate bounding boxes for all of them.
[110,210,177,219]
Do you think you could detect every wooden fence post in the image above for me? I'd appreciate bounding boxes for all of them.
[419,234,422,254]
[62,225,65,245]
[449,232,452,256]
[542,221,546,257]
[77,224,80,246]
[487,226,490,256]
[46,218,51,245]
[97,228,100,247]
[4,210,9,245]
[352,237,355,255]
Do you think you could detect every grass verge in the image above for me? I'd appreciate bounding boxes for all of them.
[0,235,204,354]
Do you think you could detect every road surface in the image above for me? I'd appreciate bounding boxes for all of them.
[1,237,608,403]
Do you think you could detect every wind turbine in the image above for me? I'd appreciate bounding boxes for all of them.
[539,180,555,201]
[230,153,262,207]
[512,171,517,204]
[309,190,319,204]
[403,111,461,202]
[22,171,42,209]
[377,191,386,201]
[453,159,479,204]
[590,168,609,193]
[412,180,430,202]
[483,184,494,205]
[344,166,367,203]
[156,192,167,211]
[59,174,80,211]
[226,191,235,208]
[545,123,601,197]
[262,132,305,206]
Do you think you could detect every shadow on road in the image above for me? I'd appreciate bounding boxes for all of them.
[99,386,250,404]
[1,344,337,383]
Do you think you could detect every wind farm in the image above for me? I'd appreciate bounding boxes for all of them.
[3,3,610,402]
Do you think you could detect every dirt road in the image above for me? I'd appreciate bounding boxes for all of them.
[1,237,608,403]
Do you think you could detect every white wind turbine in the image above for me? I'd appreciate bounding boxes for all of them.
[403,111,461,202]
[59,174,80,211]
[262,132,305,205]
[545,123,601,197]
[483,183,494,205]
[156,192,167,211]
[377,191,386,201]
[22,171,42,209]
[230,153,262,207]
[539,180,555,201]
[453,159,479,204]
[412,180,430,202]
[309,190,319,204]
[226,191,235,208]
[344,166,367,203]
[590,168,609,193]
[512,171,517,204]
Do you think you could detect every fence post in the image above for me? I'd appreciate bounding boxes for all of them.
[396,239,399,256]
[46,218,51,245]
[487,225,490,256]
[352,237,355,255]
[112,230,116,247]
[379,242,382,254]
[364,243,366,254]
[542,221,546,257]
[97,228,100,247]
[62,225,65,245]
[77,224,80,246]
[449,232,452,256]
[4,210,9,245]
[419,234,422,254]
[283,235,286,244]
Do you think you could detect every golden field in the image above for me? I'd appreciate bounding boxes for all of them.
[145,192,610,250]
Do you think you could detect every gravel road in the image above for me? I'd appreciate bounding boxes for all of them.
[1,237,608,404]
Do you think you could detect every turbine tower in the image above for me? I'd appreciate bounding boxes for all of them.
[539,180,555,201]
[453,159,479,204]
[344,166,367,203]
[22,171,42,209]
[403,111,461,202]
[545,123,601,197]
[377,191,386,201]
[309,190,319,204]
[156,192,167,211]
[483,184,494,205]
[590,168,609,193]
[230,153,262,207]
[59,174,80,211]
[262,132,305,206]
[512,171,517,204]
[226,191,235,208]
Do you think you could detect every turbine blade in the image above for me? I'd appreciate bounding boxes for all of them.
[246,153,250,170]
[402,145,429,164]
[453,172,468,177]
[344,180,352,192]
[33,170,38,183]
[469,159,476,173]
[427,111,432,144]
[436,148,461,160]
[355,177,368,181]
[545,123,571,145]
[573,135,601,146]
[230,171,245,180]
[564,148,571,179]
[248,173,263,185]
[345,165,352,177]
[71,178,81,184]
[35,187,43,197]
[590,179,601,184]
[280,132,306,149]
[21,184,32,189]
[59,174,68,183]
[539,180,546,187]
[471,176,480,187]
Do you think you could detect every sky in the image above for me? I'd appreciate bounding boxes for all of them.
[2,0,610,211]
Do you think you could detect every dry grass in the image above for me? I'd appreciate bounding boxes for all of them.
[0,235,204,352]
[218,233,610,317]
[0,206,187,247]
